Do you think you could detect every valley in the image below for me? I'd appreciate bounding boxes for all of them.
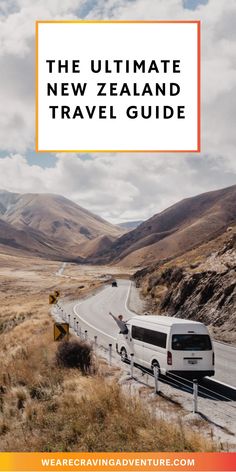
[0,181,235,452]
[0,184,235,343]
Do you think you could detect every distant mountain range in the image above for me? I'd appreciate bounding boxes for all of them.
[0,191,122,260]
[0,185,236,265]
[119,220,143,230]
[88,185,236,267]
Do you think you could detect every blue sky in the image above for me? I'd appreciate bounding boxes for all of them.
[0,0,235,223]
[0,0,208,174]
[0,0,210,172]
[183,0,208,9]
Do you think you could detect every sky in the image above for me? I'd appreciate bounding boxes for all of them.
[0,0,236,223]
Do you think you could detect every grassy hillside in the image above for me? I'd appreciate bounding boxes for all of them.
[0,255,218,452]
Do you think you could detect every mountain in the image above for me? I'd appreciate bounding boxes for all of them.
[119,220,143,230]
[89,185,236,267]
[0,216,68,258]
[1,185,236,265]
[0,191,122,260]
[133,227,236,343]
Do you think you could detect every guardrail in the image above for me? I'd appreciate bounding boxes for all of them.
[55,302,236,423]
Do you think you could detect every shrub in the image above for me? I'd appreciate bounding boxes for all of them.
[56,340,93,374]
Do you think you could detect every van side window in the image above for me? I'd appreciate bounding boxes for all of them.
[132,325,144,341]
[132,326,167,348]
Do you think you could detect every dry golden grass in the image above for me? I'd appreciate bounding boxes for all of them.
[0,333,217,452]
[0,253,219,452]
[65,263,134,281]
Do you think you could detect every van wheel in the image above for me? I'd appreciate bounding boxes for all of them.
[120,347,128,362]
[151,360,160,375]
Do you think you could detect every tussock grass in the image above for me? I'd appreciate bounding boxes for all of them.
[0,323,218,452]
[0,354,218,452]
[56,339,94,373]
[0,255,219,452]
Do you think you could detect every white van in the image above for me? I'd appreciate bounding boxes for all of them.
[116,315,215,378]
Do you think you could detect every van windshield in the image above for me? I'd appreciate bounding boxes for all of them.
[172,334,212,351]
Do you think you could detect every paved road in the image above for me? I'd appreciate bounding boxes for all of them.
[213,341,236,388]
[71,279,133,344]
[56,262,67,276]
[64,279,236,389]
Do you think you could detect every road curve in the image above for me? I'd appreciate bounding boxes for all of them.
[65,279,236,389]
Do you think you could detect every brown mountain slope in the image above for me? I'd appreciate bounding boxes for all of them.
[0,191,122,260]
[89,185,236,267]
[76,235,116,258]
[133,227,236,343]
[0,218,69,260]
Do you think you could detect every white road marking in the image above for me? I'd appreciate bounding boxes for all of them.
[205,377,236,391]
[73,300,116,341]
[125,281,136,317]
[73,281,133,340]
[65,280,236,390]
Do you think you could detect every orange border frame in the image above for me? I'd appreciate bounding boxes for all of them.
[35,20,201,154]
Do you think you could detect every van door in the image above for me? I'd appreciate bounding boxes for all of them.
[117,324,132,361]
[130,325,144,366]
[169,333,213,373]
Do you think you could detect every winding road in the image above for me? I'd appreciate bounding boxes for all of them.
[63,279,236,390]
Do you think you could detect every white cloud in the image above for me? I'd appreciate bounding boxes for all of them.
[0,152,235,223]
[0,0,83,152]
[0,1,82,57]
[0,0,235,222]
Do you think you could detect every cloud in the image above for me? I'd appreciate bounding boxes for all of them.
[0,0,83,152]
[0,1,82,57]
[0,0,235,222]
[0,152,235,223]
